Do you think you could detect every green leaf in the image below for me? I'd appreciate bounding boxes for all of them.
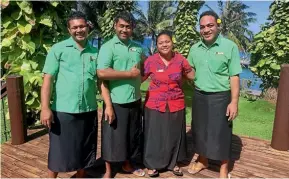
[32,91,38,98]
[24,13,36,25]
[21,61,31,72]
[257,59,266,67]
[1,38,12,47]
[277,34,286,40]
[260,70,266,76]
[17,20,32,34]
[250,67,257,72]
[17,1,32,14]
[29,60,38,70]
[278,41,286,46]
[26,97,35,105]
[23,34,31,42]
[22,37,35,54]
[270,63,280,70]
[2,16,14,28]
[8,49,22,62]
[25,24,32,33]
[39,13,53,27]
[50,1,59,7]
[276,50,285,57]
[43,43,52,52]
[12,9,22,20]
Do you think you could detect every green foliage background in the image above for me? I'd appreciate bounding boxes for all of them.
[1,1,74,121]
[173,0,204,58]
[249,1,289,89]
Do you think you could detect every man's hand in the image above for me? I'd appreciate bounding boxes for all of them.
[130,65,140,78]
[40,108,54,129]
[226,102,238,121]
[104,106,115,124]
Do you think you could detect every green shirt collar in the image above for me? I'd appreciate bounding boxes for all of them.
[112,35,132,46]
[198,34,222,48]
[65,37,92,50]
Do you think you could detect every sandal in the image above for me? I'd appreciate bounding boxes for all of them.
[172,166,183,176]
[122,166,145,177]
[188,163,208,175]
[148,169,159,177]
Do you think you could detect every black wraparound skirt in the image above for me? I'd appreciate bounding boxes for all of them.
[192,89,232,161]
[48,110,98,172]
[101,100,143,162]
[143,107,187,170]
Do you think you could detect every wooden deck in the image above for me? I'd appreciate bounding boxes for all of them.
[1,118,289,178]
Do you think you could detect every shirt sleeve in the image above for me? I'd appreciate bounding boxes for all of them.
[187,47,195,69]
[42,46,60,76]
[182,58,193,75]
[229,44,242,76]
[97,44,113,69]
[143,57,151,78]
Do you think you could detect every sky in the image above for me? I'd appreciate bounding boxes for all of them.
[138,0,273,35]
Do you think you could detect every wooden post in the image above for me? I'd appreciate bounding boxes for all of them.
[6,75,27,145]
[271,64,289,151]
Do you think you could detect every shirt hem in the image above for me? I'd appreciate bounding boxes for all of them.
[50,107,98,114]
[111,97,141,104]
[145,105,185,113]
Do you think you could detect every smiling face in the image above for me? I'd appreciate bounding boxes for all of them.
[200,15,219,45]
[67,18,88,43]
[114,18,133,42]
[157,34,173,57]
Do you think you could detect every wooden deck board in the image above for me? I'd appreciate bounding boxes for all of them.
[1,117,289,178]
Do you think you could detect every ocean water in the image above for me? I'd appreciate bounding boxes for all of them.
[240,68,262,91]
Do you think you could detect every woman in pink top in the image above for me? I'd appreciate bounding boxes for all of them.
[142,30,195,177]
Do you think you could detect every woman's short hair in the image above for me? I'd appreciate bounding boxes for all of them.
[156,30,173,43]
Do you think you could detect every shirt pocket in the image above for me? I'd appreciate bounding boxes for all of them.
[87,56,96,78]
[129,49,142,67]
[208,53,228,74]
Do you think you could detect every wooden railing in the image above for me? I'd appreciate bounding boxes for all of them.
[1,75,27,145]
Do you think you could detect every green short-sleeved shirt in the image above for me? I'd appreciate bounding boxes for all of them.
[187,35,242,92]
[42,37,98,113]
[97,35,143,104]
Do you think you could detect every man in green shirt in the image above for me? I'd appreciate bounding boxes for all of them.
[187,11,242,178]
[97,12,145,178]
[40,11,99,178]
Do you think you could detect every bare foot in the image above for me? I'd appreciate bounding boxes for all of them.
[220,173,229,178]
[122,161,145,177]
[102,171,111,178]
[188,162,208,174]
[122,160,133,171]
[219,169,229,178]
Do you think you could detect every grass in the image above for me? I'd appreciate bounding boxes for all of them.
[141,80,276,140]
[233,97,275,140]
[1,98,11,144]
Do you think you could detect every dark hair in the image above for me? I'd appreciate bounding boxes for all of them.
[114,11,135,27]
[199,10,219,23]
[156,30,173,43]
[67,11,88,27]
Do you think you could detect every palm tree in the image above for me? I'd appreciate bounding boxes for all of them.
[76,1,107,33]
[133,1,176,55]
[208,0,257,52]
